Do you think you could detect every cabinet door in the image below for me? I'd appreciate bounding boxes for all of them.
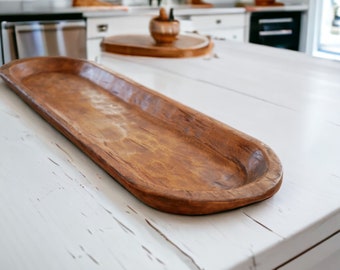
[87,39,102,62]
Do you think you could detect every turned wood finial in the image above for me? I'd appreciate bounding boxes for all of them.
[158,7,168,21]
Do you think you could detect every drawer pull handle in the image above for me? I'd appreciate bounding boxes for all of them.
[259,18,293,24]
[97,24,108,32]
[216,19,222,24]
[259,29,293,36]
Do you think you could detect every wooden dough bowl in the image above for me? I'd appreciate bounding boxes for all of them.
[0,57,283,215]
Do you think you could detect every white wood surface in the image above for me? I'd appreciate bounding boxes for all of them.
[0,40,339,270]
[278,232,340,270]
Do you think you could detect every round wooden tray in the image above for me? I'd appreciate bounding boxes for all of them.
[101,34,213,58]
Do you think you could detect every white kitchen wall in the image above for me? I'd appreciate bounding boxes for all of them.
[0,0,309,6]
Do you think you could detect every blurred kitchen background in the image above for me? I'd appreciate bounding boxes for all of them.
[0,0,311,8]
[0,0,339,61]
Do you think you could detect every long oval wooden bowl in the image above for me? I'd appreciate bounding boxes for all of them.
[0,57,282,215]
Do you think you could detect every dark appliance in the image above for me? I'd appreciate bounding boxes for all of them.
[249,11,302,51]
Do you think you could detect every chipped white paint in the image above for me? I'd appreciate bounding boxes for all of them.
[1,40,340,270]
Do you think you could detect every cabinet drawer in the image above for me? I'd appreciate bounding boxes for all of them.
[87,17,116,39]
[87,16,151,39]
[191,14,245,30]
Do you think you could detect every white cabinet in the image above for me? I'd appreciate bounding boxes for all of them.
[190,13,246,42]
[86,13,246,61]
[86,15,151,62]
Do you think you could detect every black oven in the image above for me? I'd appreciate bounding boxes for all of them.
[249,11,302,51]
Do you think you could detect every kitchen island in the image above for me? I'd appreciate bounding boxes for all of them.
[0,40,339,269]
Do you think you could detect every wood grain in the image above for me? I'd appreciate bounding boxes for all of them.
[73,0,113,6]
[0,57,282,215]
[101,34,213,58]
[236,2,284,9]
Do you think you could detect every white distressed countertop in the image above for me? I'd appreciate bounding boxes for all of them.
[0,40,339,270]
